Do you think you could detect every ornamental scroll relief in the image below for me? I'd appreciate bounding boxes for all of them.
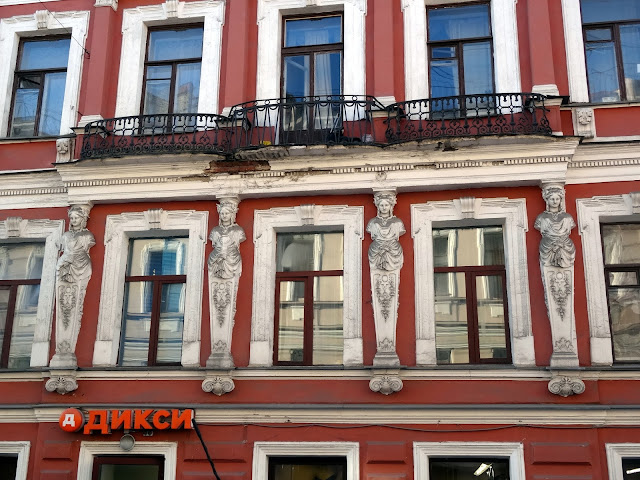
[367,190,405,370]
[534,184,579,368]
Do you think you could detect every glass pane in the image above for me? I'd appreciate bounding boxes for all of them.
[271,458,346,480]
[435,272,468,364]
[127,238,188,276]
[0,288,9,364]
[120,281,152,366]
[277,280,305,362]
[476,275,507,360]
[19,38,70,70]
[428,4,490,41]
[38,72,66,136]
[148,27,203,61]
[313,276,343,365]
[8,284,39,369]
[173,63,201,113]
[433,227,504,267]
[608,287,640,362]
[585,41,621,102]
[276,232,343,272]
[98,464,161,480]
[0,244,44,280]
[283,55,310,131]
[620,24,640,102]
[156,283,185,364]
[147,65,172,80]
[585,28,612,41]
[430,458,510,479]
[430,58,459,98]
[285,16,342,47]
[143,79,171,115]
[0,456,18,480]
[603,225,640,264]
[314,52,342,130]
[610,271,639,286]
[10,77,39,137]
[581,0,640,24]
[432,46,456,59]
[623,458,640,480]
[463,41,493,95]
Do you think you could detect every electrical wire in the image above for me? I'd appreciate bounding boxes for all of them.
[36,0,90,57]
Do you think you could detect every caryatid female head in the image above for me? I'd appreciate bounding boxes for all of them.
[373,191,397,218]
[217,197,240,226]
[68,204,91,231]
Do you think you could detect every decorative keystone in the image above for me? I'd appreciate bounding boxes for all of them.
[369,371,403,395]
[548,376,585,397]
[45,371,78,395]
[202,373,235,396]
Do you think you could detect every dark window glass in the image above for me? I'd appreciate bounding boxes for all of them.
[581,0,640,102]
[433,227,510,364]
[623,458,640,479]
[0,243,44,369]
[142,27,203,116]
[602,224,640,362]
[427,4,494,103]
[0,455,18,480]
[275,232,344,365]
[430,458,510,479]
[269,457,346,480]
[9,37,70,137]
[119,238,188,366]
[92,456,164,480]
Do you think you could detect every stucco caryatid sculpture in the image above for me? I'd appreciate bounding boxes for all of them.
[367,190,405,368]
[535,184,580,368]
[205,197,245,373]
[47,204,95,394]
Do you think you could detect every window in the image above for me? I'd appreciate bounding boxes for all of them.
[0,442,29,480]
[92,456,164,480]
[414,442,525,480]
[119,238,188,366]
[250,205,363,367]
[0,455,18,480]
[281,16,343,139]
[116,1,224,117]
[270,457,346,480]
[601,224,640,362]
[433,227,510,364]
[0,243,43,368]
[411,198,535,367]
[93,209,207,367]
[0,11,89,136]
[427,4,494,103]
[581,0,640,102]
[606,443,640,480]
[274,232,344,365]
[142,26,203,116]
[9,37,70,137]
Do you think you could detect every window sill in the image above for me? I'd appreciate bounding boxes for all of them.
[562,101,640,110]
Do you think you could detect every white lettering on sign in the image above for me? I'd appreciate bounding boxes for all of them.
[62,413,76,427]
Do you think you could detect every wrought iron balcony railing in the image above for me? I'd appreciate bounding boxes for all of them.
[79,94,552,160]
[385,93,551,143]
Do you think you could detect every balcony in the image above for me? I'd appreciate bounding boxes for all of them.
[79,93,552,160]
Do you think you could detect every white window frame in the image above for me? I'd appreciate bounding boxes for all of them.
[250,205,363,367]
[115,0,225,117]
[77,441,177,480]
[92,209,208,367]
[0,10,90,136]
[414,442,525,480]
[560,0,590,102]
[411,197,535,366]
[256,0,366,101]
[0,217,64,367]
[0,441,30,480]
[401,0,521,102]
[576,193,640,366]
[253,442,359,480]
[607,443,640,480]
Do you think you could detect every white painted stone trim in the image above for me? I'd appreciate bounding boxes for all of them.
[93,209,208,367]
[256,0,366,100]
[576,193,639,366]
[414,442,525,480]
[0,218,64,367]
[411,197,535,366]
[561,0,589,102]
[250,205,364,366]
[402,0,521,102]
[253,442,359,480]
[77,441,177,480]
[0,441,29,480]
[115,0,225,117]
[606,443,640,480]
[0,10,90,136]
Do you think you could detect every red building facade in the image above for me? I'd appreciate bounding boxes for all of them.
[1,0,640,479]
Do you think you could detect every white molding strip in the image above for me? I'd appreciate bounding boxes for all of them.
[411,197,535,366]
[0,441,30,480]
[561,0,589,102]
[93,209,208,367]
[606,443,640,480]
[250,205,364,366]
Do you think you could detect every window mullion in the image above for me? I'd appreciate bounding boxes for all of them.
[148,279,163,366]
[0,285,19,368]
[303,275,314,365]
[466,271,480,363]
[612,24,627,100]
